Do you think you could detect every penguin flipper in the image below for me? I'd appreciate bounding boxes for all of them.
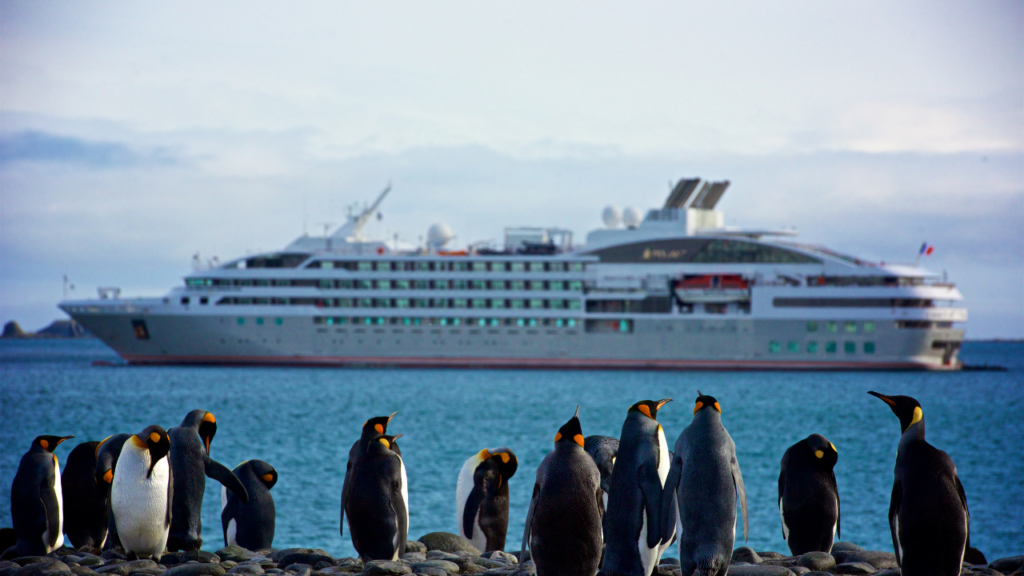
[520,482,539,558]
[40,469,61,550]
[955,474,969,548]
[393,479,408,558]
[462,482,485,540]
[659,452,682,540]
[831,470,841,540]
[888,479,901,565]
[206,457,249,505]
[730,450,748,543]
[778,463,787,541]
[166,463,174,529]
[638,466,662,549]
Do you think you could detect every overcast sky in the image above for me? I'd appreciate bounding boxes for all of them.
[1,1,1022,337]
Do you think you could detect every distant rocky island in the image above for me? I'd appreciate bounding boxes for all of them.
[1,319,93,339]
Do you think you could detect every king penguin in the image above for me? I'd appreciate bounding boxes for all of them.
[521,406,604,576]
[778,434,840,555]
[110,426,173,561]
[584,435,619,513]
[95,433,131,550]
[9,435,74,557]
[868,391,969,576]
[61,440,108,549]
[601,399,673,576]
[660,392,747,576]
[221,460,278,550]
[341,412,397,537]
[345,433,408,561]
[456,447,518,553]
[168,409,248,551]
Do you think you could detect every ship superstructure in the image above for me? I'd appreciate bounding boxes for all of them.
[61,179,966,370]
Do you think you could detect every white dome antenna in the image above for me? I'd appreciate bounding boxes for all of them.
[602,206,622,228]
[426,223,454,250]
[622,207,643,229]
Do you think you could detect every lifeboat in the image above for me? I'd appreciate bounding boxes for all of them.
[673,274,751,303]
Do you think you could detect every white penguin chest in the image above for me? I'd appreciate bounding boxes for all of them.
[112,450,170,536]
[656,425,670,488]
[46,458,65,552]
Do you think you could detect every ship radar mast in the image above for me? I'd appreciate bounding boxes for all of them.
[331,183,392,241]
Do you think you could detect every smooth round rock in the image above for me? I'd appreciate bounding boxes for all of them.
[830,543,864,553]
[733,547,763,565]
[278,555,334,569]
[414,570,448,576]
[128,569,167,576]
[789,568,810,576]
[417,535,479,557]
[228,566,265,576]
[76,560,102,569]
[758,552,786,560]
[162,564,227,576]
[13,559,53,567]
[285,564,312,576]
[411,561,459,574]
[990,557,1024,573]
[658,558,679,566]
[361,561,412,576]
[403,544,427,556]
[797,552,835,571]
[724,566,794,576]
[833,563,876,574]
[68,568,97,576]
[836,552,896,570]
[15,563,73,576]
[215,549,258,564]
[484,553,515,566]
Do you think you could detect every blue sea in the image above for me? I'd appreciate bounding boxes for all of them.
[2,340,1022,560]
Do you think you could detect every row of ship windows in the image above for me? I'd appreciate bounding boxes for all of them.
[218,297,583,310]
[304,260,586,273]
[771,340,876,354]
[188,279,585,291]
[808,321,875,333]
[308,316,635,333]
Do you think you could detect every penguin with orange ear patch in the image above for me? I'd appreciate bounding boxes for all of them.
[9,435,74,556]
[221,460,278,550]
[521,406,604,576]
[778,434,840,555]
[456,447,518,552]
[61,440,107,549]
[345,433,408,561]
[341,412,397,537]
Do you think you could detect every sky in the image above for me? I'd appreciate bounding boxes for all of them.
[1,1,1022,337]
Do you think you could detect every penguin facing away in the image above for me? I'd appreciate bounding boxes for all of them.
[868,391,969,576]
[583,435,619,511]
[110,426,173,561]
[778,434,840,555]
[601,399,673,576]
[61,440,108,549]
[221,460,278,550]
[660,392,747,576]
[341,412,397,537]
[9,435,74,556]
[345,433,408,561]
[95,434,132,550]
[521,406,605,576]
[456,447,518,553]
[168,409,249,551]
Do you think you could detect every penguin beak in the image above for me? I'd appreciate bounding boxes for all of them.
[656,399,673,409]
[868,391,896,406]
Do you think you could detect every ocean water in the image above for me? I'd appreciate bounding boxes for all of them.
[1,340,1022,561]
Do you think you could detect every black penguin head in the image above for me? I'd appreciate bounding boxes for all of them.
[628,399,673,421]
[130,425,170,477]
[554,405,585,448]
[693,390,721,415]
[180,409,217,454]
[248,460,278,490]
[480,447,518,485]
[362,412,398,437]
[94,434,128,487]
[803,434,838,467]
[868,391,924,433]
[31,435,73,454]
[367,433,402,455]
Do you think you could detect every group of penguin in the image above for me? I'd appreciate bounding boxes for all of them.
[7,391,972,576]
[4,410,277,562]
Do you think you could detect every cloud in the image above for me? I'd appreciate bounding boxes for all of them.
[0,130,179,168]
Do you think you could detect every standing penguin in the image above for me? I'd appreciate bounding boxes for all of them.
[61,440,107,549]
[221,460,277,550]
[868,392,969,576]
[456,447,518,553]
[601,399,673,576]
[584,436,619,512]
[341,412,397,537]
[521,406,604,576]
[9,435,74,556]
[778,434,840,555]
[95,434,131,550]
[110,426,173,561]
[660,392,747,576]
[168,409,248,551]
[345,433,408,561]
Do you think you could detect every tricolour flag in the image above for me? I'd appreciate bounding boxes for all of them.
[919,242,934,256]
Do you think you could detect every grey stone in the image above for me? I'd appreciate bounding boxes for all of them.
[278,556,334,569]
[162,564,228,576]
[228,565,265,576]
[264,571,286,576]
[361,561,411,576]
[485,553,515,566]
[972,569,1006,576]
[98,555,124,564]
[833,563,876,574]
[220,563,238,570]
[15,563,72,576]
[399,555,424,564]
[724,566,794,576]
[412,562,458,574]
[416,535,479,557]
[465,560,504,570]
[77,559,102,568]
[183,553,221,565]
[216,549,258,564]
[802,572,833,576]
[270,553,328,566]
[658,558,679,566]
[654,566,680,576]
[758,552,787,560]
[13,559,53,567]
[830,543,865,553]
[127,569,166,576]
[423,554,457,562]
[68,567,96,576]
[403,544,427,556]
[414,570,447,576]
[509,562,534,576]
[733,547,763,564]
[35,570,74,576]
[284,564,312,576]
[836,552,897,570]
[991,558,1024,573]
[788,568,809,576]
[797,553,835,571]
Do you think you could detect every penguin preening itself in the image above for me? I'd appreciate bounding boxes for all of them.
[522,406,604,576]
[456,447,518,553]
[584,435,619,511]
[601,399,674,576]
[95,433,132,550]
[168,409,249,551]
[9,435,74,557]
[221,460,278,550]
[868,391,969,576]
[778,434,840,555]
[61,440,107,549]
[345,433,408,561]
[341,412,397,537]
[111,426,173,561]
[660,392,747,576]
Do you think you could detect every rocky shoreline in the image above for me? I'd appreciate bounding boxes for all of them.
[1,535,1022,576]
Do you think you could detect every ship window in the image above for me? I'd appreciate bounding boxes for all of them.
[787,341,799,353]
[455,262,469,272]
[416,262,431,271]
[337,280,353,289]
[844,322,857,333]
[434,280,448,290]
[357,298,371,308]
[511,300,524,309]
[568,318,578,327]
[529,299,545,309]
[550,281,565,291]
[584,319,633,333]
[844,341,856,354]
[433,298,448,308]
[414,280,428,289]
[516,318,525,327]
[473,262,488,272]
[491,280,507,290]
[806,341,818,353]
[864,341,876,354]
[511,262,525,272]
[377,280,391,289]
[453,280,468,290]
[510,280,525,290]
[864,321,875,333]
[375,262,390,271]
[769,341,781,354]
[394,280,410,290]
[529,281,545,290]
[414,298,428,308]
[555,319,564,327]
[275,318,283,325]
[181,297,190,305]
[569,263,584,272]
[823,341,836,353]
[200,297,208,305]
[806,321,818,332]
[321,261,334,270]
[358,262,373,271]
[528,262,544,272]
[569,300,581,310]
[355,280,370,290]
[529,318,539,327]
[236,318,245,325]
[492,299,506,309]
[453,299,467,308]
[376,299,391,308]
[471,280,486,290]
[569,281,583,291]
[338,299,352,308]
[396,299,410,308]
[550,300,565,309]
[131,319,150,339]
[472,299,487,308]
[704,303,727,314]
[826,321,838,333]
[318,280,332,289]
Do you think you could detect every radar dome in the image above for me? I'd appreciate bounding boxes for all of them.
[427,223,454,250]
[622,207,643,228]
[602,206,622,228]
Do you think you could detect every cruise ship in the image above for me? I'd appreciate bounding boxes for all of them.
[60,179,967,370]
